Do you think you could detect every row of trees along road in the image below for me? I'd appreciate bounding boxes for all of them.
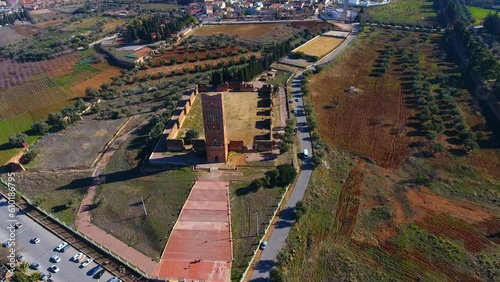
[210,38,293,85]
[127,12,198,43]
[438,0,500,99]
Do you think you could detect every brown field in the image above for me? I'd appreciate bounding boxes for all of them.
[0,53,83,88]
[152,45,245,66]
[191,24,282,37]
[295,36,344,57]
[70,65,121,97]
[224,91,271,147]
[309,30,413,168]
[35,18,66,28]
[11,25,42,36]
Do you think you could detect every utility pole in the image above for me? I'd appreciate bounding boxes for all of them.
[255,212,259,236]
[141,195,148,216]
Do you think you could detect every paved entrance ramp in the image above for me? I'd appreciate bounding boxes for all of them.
[154,180,232,281]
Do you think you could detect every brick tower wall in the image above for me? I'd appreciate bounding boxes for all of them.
[201,93,228,162]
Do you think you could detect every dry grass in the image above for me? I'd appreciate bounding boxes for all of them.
[70,65,121,97]
[28,118,127,170]
[295,36,344,57]
[309,29,413,168]
[191,24,282,37]
[223,91,271,148]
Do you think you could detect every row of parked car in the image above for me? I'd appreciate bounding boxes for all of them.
[28,238,121,281]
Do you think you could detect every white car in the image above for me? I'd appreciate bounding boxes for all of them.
[260,241,268,250]
[71,252,83,262]
[80,258,93,268]
[50,255,61,263]
[55,242,68,252]
[31,237,41,244]
[50,265,60,273]
[108,277,122,282]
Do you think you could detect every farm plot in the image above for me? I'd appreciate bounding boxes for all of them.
[0,112,40,165]
[0,27,26,46]
[11,25,43,36]
[70,65,121,97]
[295,36,344,57]
[364,0,438,26]
[29,118,127,170]
[190,24,283,37]
[0,53,82,88]
[309,29,414,168]
[0,77,68,120]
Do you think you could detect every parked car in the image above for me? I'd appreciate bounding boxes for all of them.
[259,241,268,250]
[50,265,60,273]
[2,241,12,248]
[77,254,88,263]
[14,222,23,229]
[31,237,41,244]
[31,262,41,270]
[94,269,105,279]
[80,258,93,268]
[50,255,61,263]
[62,244,70,252]
[71,252,83,262]
[17,254,25,261]
[89,265,102,276]
[55,242,68,252]
[294,98,300,102]
[108,277,122,282]
[41,274,49,281]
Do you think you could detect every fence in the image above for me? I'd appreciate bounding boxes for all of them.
[239,184,291,281]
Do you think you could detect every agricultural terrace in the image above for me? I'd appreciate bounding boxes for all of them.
[190,23,284,37]
[467,6,496,25]
[364,0,438,26]
[295,36,344,57]
[0,52,121,165]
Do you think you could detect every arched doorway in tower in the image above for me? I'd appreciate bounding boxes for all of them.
[214,156,219,162]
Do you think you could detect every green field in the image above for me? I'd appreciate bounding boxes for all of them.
[467,6,496,25]
[0,113,41,165]
[365,0,437,26]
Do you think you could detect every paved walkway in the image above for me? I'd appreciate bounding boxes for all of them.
[75,117,158,274]
[279,86,288,130]
[153,180,232,281]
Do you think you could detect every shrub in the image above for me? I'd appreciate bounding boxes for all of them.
[8,133,28,147]
[184,129,199,144]
[32,121,48,134]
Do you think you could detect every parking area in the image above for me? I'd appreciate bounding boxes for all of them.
[0,197,116,282]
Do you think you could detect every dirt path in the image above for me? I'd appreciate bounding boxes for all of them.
[75,116,158,274]
[332,160,365,239]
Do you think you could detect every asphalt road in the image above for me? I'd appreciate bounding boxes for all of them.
[249,24,359,281]
[0,197,115,282]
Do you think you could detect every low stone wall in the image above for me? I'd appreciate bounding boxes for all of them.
[164,88,198,151]
[228,140,245,152]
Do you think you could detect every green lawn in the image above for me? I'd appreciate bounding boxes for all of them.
[467,6,496,25]
[0,113,40,165]
[178,97,205,138]
[365,0,437,26]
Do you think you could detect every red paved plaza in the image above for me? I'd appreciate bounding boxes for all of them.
[153,180,232,281]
